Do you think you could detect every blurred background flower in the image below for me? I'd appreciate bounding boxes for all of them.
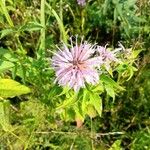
[77,0,86,6]
[97,45,119,70]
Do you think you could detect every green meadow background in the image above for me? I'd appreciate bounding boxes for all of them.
[0,0,150,149]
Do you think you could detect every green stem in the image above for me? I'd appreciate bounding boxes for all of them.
[0,0,14,27]
[46,2,67,44]
[60,0,63,22]
[39,0,46,54]
[60,0,63,40]
[90,118,95,150]
[7,130,25,144]
[81,8,85,35]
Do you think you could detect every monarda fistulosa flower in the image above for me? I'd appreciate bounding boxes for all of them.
[97,45,117,62]
[97,45,119,70]
[52,37,103,91]
[77,0,86,6]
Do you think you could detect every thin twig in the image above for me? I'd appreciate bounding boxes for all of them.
[35,130,125,137]
[35,130,77,135]
[96,131,125,137]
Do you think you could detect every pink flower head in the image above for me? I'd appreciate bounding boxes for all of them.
[52,37,102,91]
[77,0,86,6]
[97,45,117,62]
[97,45,118,71]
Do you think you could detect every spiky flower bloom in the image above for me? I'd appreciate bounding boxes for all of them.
[97,45,118,70]
[97,46,117,62]
[52,38,102,91]
[77,0,86,6]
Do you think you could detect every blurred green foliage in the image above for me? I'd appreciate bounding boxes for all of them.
[0,0,150,149]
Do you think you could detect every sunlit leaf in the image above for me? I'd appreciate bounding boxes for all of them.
[86,104,97,118]
[0,0,14,27]
[105,84,115,100]
[0,100,12,131]
[0,28,15,39]
[108,140,122,150]
[0,79,31,98]
[0,60,14,72]
[56,92,77,110]
[100,74,124,90]
[74,104,84,127]
[82,89,89,113]
[132,50,142,59]
[90,93,102,117]
[126,66,137,81]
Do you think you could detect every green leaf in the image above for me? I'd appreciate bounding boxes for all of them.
[116,63,128,73]
[0,60,14,72]
[57,86,70,96]
[100,74,124,90]
[56,92,77,110]
[90,93,102,117]
[0,28,15,39]
[3,52,18,62]
[126,66,137,81]
[63,108,75,121]
[0,47,9,56]
[19,22,44,32]
[104,84,115,100]
[0,79,31,98]
[0,100,12,131]
[0,0,14,27]
[86,104,97,118]
[91,83,104,94]
[82,89,89,113]
[0,48,17,62]
[74,104,84,123]
[108,140,122,150]
[132,50,142,59]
